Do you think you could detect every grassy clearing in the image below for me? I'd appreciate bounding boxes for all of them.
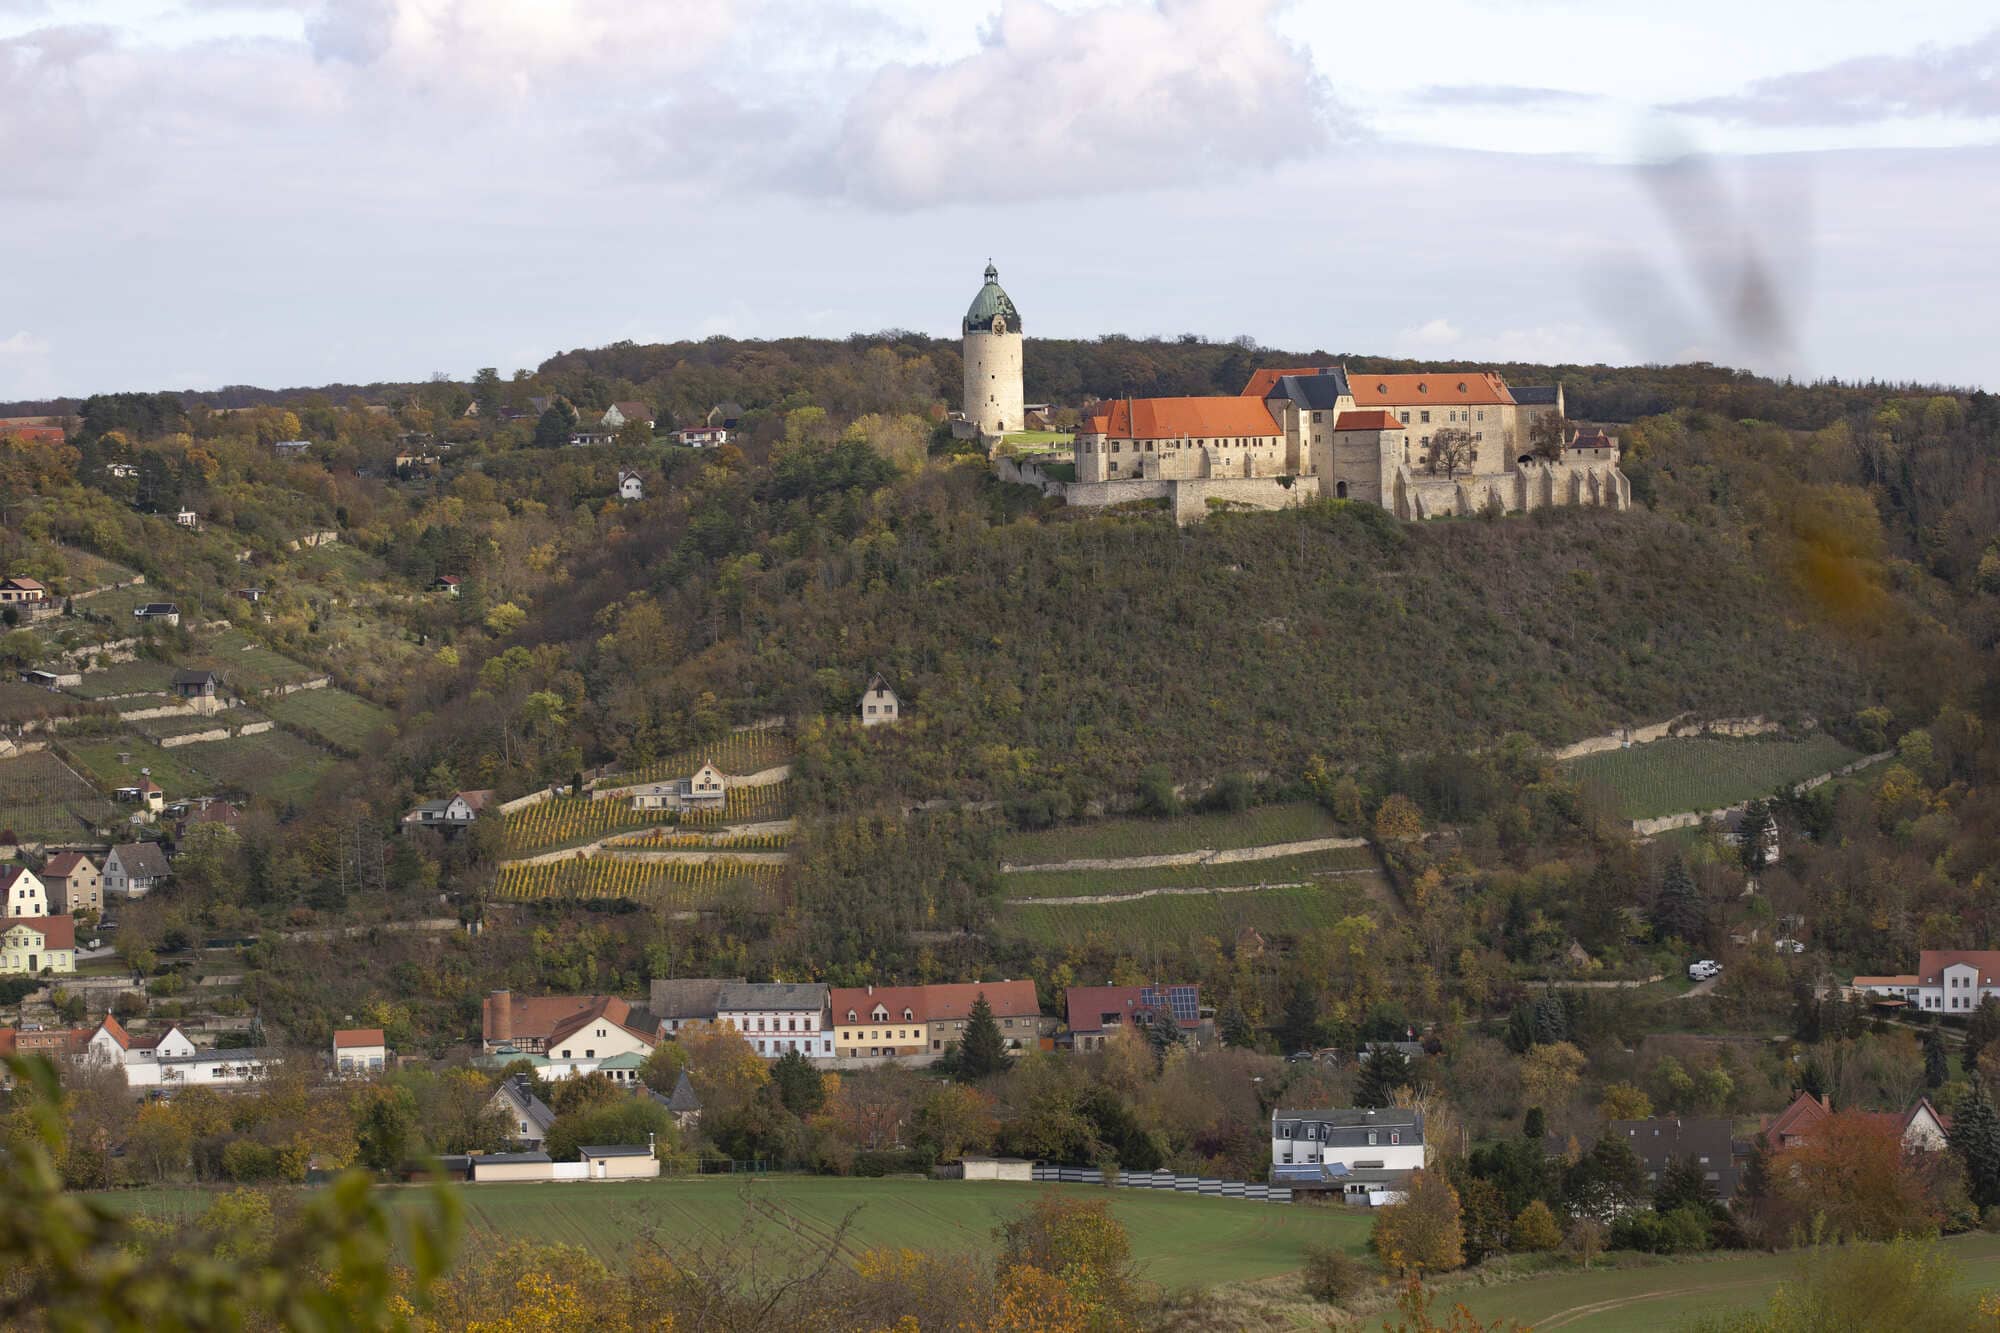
[64,737,214,797]
[1002,883,1372,950]
[1000,431,1074,448]
[192,730,334,805]
[265,687,393,751]
[1001,846,1380,902]
[0,750,121,841]
[1565,734,1864,821]
[189,627,321,692]
[67,660,180,699]
[1451,1231,2000,1331]
[102,1177,1374,1287]
[1000,802,1345,866]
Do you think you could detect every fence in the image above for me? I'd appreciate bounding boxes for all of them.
[1029,1164,1291,1203]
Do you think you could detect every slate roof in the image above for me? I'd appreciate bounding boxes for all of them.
[963,261,1023,335]
[1267,369,1353,409]
[579,1144,654,1157]
[495,1074,557,1134]
[477,1152,552,1165]
[110,842,171,879]
[1239,365,1342,397]
[1511,385,1561,405]
[665,1070,702,1114]
[648,977,740,1020]
[173,669,221,688]
[715,981,828,1012]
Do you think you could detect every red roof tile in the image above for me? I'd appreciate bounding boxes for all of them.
[1332,410,1405,432]
[1349,373,1515,407]
[4,915,73,950]
[1916,950,2000,985]
[1082,397,1280,440]
[41,852,92,878]
[334,1027,386,1048]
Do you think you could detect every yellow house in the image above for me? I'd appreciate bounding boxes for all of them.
[0,915,76,976]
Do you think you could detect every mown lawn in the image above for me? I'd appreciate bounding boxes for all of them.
[1452,1231,2000,1331]
[1564,735,1865,821]
[999,802,1347,866]
[1001,882,1375,950]
[102,1176,1374,1289]
[191,730,335,805]
[63,737,215,797]
[1001,845,1380,901]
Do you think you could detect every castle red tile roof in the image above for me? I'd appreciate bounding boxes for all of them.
[1332,410,1406,432]
[334,1027,386,1049]
[1082,397,1280,440]
[1349,373,1516,407]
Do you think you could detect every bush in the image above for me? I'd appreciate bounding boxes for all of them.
[1300,1244,1365,1304]
[1511,1200,1562,1252]
[112,991,147,1019]
[221,1139,281,1183]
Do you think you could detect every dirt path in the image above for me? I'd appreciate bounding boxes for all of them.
[1530,1272,1777,1328]
[1002,835,1368,875]
[1010,868,1382,907]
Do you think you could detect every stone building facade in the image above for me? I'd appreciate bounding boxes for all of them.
[958,262,1024,441]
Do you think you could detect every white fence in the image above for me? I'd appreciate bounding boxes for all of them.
[1030,1164,1291,1203]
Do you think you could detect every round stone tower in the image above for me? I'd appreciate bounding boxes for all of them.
[961,260,1024,442]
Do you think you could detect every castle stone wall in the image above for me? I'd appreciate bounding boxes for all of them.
[963,329,1024,438]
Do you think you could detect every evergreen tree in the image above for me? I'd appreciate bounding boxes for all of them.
[1280,978,1321,1053]
[958,994,1009,1079]
[1531,994,1571,1046]
[1522,1107,1546,1142]
[1924,1026,1950,1089]
[1967,998,2000,1074]
[1738,799,1776,873]
[1219,997,1256,1049]
[1653,1156,1715,1215]
[532,400,578,449]
[1563,1137,1649,1222]
[769,1048,825,1115]
[1504,1003,1537,1055]
[1651,856,1704,942]
[1355,1044,1414,1109]
[1949,1081,2000,1210]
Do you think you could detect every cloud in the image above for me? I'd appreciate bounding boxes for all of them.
[0,24,115,188]
[1672,27,2000,126]
[1414,84,1600,109]
[829,0,1337,207]
[1392,315,1635,367]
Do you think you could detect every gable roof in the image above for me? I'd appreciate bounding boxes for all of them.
[830,984,932,1024]
[1348,373,1516,408]
[41,852,93,878]
[539,996,658,1050]
[110,842,172,879]
[665,1070,702,1113]
[172,669,221,687]
[924,980,1042,1022]
[1239,365,1343,398]
[5,915,75,950]
[1064,984,1201,1033]
[334,1027,386,1049]
[1767,1091,1831,1141]
[1332,410,1406,432]
[1082,397,1281,441]
[94,1015,132,1049]
[1511,385,1561,406]
[1916,950,2000,985]
[864,673,898,697]
[495,1074,558,1133]
[609,401,651,420]
[2,576,47,592]
[1265,368,1353,409]
[715,981,829,1013]
[648,977,740,1020]
[0,866,40,893]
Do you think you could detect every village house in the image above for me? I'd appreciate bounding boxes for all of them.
[332,1027,389,1077]
[480,991,659,1081]
[173,669,223,701]
[647,977,739,1035]
[707,402,743,430]
[617,470,644,501]
[431,575,462,596]
[179,799,245,839]
[1763,1091,1831,1150]
[1600,1116,1745,1199]
[829,984,930,1059]
[114,779,167,815]
[628,761,726,813]
[1863,1099,1953,1152]
[491,1073,557,1149]
[715,982,831,1058]
[1852,950,2000,1014]
[103,841,172,897]
[677,425,729,448]
[38,853,102,917]
[401,789,493,832]
[601,402,654,431]
[0,576,49,605]
[1271,1107,1425,1203]
[133,602,181,626]
[1063,983,1205,1051]
[568,430,613,448]
[0,914,76,976]
[238,587,264,603]
[85,1015,270,1088]
[859,675,901,726]
[3,865,49,917]
[273,439,312,458]
[173,509,201,529]
[105,462,137,479]
[923,980,1048,1057]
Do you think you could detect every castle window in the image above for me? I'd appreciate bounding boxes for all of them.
[1420,411,1431,424]
[1399,412,1410,424]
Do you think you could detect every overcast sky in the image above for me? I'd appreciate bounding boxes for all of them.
[3,0,1997,399]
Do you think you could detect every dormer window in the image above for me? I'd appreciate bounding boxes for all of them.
[846,1009,858,1022]
[902,1008,914,1021]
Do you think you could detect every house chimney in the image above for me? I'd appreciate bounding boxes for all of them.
[488,989,512,1044]
[866,983,874,996]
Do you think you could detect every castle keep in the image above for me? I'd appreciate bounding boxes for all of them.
[959,262,1629,523]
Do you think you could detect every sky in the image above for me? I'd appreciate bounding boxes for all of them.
[2,0,1998,399]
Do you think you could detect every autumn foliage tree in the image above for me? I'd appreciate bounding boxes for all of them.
[1770,1110,1948,1240]
[1372,1169,1465,1276]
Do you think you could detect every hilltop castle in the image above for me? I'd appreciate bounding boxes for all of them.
[956,262,1629,524]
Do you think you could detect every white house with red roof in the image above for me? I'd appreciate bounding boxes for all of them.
[1,914,75,976]
[2,865,49,918]
[0,576,49,604]
[85,1015,270,1088]
[1852,950,2000,1014]
[333,1027,389,1076]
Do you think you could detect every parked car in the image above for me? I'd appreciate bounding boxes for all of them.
[1774,937,1805,954]
[1286,1050,1315,1063]
[1689,959,1723,981]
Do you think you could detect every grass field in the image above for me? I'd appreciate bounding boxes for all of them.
[67,659,181,699]
[264,687,393,751]
[64,736,215,797]
[1452,1232,2000,1331]
[1564,735,1865,820]
[188,627,322,692]
[102,1176,1373,1288]
[494,856,785,908]
[0,750,121,841]
[191,730,334,804]
[999,802,1346,866]
[1000,845,1381,902]
[1002,883,1373,950]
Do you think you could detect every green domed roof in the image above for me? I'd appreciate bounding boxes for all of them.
[963,260,1022,335]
